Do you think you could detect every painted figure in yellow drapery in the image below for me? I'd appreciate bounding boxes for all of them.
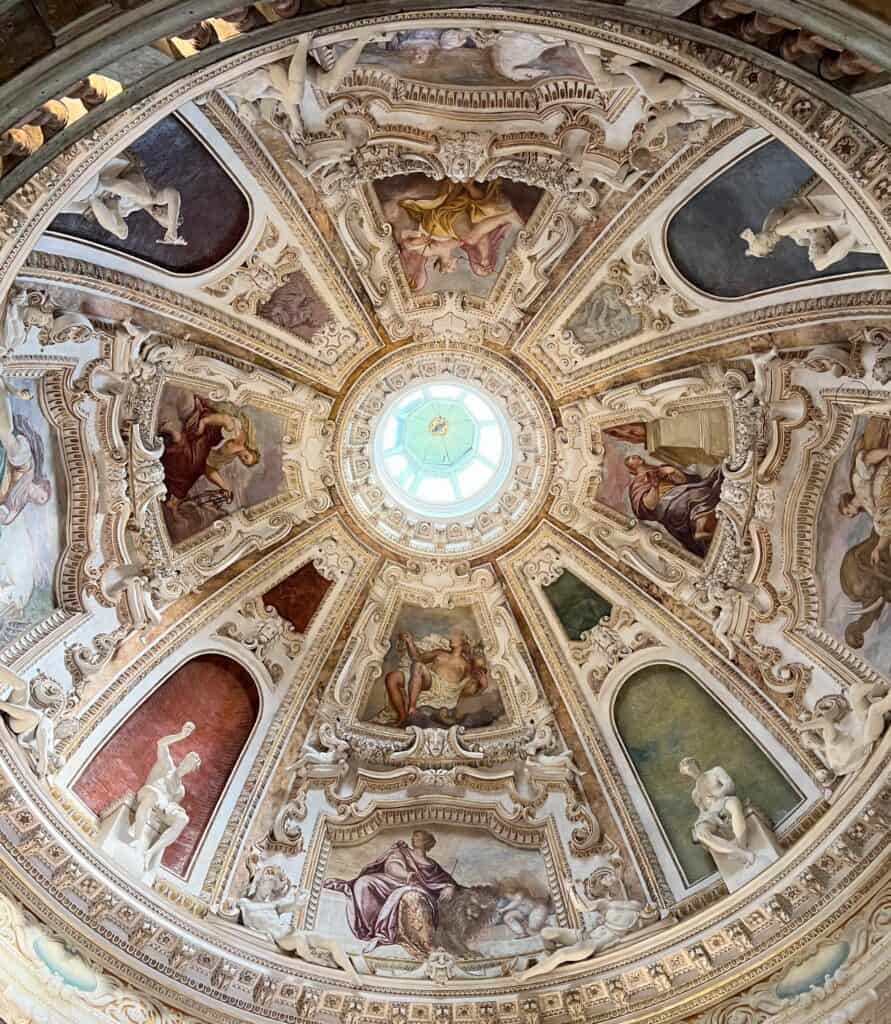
[395,179,524,290]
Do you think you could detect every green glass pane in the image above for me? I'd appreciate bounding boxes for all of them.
[543,570,612,641]
[614,664,802,884]
[403,399,475,471]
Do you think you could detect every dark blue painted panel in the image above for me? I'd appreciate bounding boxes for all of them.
[667,139,883,298]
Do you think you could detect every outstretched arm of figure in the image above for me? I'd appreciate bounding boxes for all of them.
[402,633,449,665]
[203,467,232,494]
[196,411,241,437]
[795,716,834,734]
[157,722,195,755]
[774,209,844,235]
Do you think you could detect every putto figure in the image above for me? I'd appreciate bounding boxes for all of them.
[237,861,358,975]
[521,872,654,979]
[796,682,891,778]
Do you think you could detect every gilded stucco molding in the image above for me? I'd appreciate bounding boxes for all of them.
[0,7,890,1024]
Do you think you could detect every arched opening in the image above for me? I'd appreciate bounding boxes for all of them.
[73,653,260,876]
[614,663,802,885]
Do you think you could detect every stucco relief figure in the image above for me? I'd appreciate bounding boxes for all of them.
[237,864,358,975]
[0,671,57,779]
[741,181,880,272]
[222,30,374,143]
[523,721,582,775]
[287,721,350,774]
[158,388,262,542]
[381,626,489,728]
[521,873,653,979]
[796,682,891,778]
[623,456,723,557]
[836,416,891,648]
[0,378,51,527]
[679,757,754,866]
[61,152,185,245]
[128,722,200,874]
[573,47,733,145]
[369,28,567,82]
[324,830,459,959]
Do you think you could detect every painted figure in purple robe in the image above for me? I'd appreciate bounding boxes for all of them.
[623,454,723,557]
[323,830,458,959]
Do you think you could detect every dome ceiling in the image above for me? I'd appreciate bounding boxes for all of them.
[1,5,891,1024]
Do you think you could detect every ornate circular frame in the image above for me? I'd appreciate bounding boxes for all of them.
[334,343,556,561]
[0,4,889,1024]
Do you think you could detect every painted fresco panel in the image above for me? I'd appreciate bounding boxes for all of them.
[0,379,67,648]
[157,384,286,545]
[596,409,730,558]
[361,604,505,730]
[355,30,590,88]
[373,175,541,297]
[817,414,891,674]
[614,664,801,884]
[320,826,552,963]
[73,654,259,875]
[566,284,641,351]
[255,269,332,340]
[542,570,612,641]
[775,942,850,999]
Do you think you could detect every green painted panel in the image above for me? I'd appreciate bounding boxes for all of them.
[614,664,802,884]
[542,570,611,642]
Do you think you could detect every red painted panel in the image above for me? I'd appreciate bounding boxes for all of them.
[262,561,332,634]
[73,654,259,876]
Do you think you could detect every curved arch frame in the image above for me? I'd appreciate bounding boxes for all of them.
[600,651,812,899]
[0,6,889,1022]
[63,645,268,891]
